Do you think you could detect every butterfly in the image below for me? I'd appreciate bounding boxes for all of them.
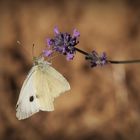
[16,56,70,120]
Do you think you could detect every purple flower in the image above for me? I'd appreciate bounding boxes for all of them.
[73,29,80,38]
[43,27,80,60]
[100,52,107,65]
[45,38,54,48]
[66,53,74,61]
[54,26,60,35]
[85,51,107,67]
[43,49,53,57]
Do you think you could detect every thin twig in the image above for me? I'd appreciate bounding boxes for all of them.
[107,60,140,64]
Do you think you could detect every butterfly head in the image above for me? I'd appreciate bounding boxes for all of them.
[33,56,51,66]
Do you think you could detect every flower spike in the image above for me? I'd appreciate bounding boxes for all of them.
[43,27,80,61]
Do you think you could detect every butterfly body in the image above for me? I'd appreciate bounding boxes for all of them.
[16,57,70,120]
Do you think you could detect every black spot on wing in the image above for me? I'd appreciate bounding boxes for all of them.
[29,96,34,102]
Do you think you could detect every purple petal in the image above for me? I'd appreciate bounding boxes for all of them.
[55,46,63,53]
[73,29,80,37]
[43,50,53,57]
[101,52,107,59]
[66,53,74,61]
[54,26,60,35]
[45,38,54,48]
[101,60,106,65]
[62,46,66,53]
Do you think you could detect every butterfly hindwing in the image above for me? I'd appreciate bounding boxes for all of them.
[44,64,70,98]
[33,64,70,111]
[34,68,55,111]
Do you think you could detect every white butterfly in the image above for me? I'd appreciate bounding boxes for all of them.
[16,56,70,120]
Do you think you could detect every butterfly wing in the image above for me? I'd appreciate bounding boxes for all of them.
[16,66,40,120]
[34,64,70,111]
[44,64,70,98]
[16,63,70,120]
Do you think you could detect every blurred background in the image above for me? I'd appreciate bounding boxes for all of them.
[1,0,140,140]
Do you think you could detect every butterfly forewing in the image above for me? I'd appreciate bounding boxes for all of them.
[16,67,40,120]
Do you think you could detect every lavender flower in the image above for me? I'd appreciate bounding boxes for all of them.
[85,51,107,67]
[43,27,80,60]
[72,29,80,38]
[43,49,53,57]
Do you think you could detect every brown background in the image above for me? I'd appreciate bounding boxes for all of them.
[1,0,140,140]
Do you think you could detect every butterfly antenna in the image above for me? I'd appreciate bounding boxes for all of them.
[32,43,35,58]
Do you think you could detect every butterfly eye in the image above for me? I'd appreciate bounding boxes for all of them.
[29,96,34,102]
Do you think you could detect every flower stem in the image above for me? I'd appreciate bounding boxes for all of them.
[75,47,140,64]
[75,47,89,56]
[107,60,140,64]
